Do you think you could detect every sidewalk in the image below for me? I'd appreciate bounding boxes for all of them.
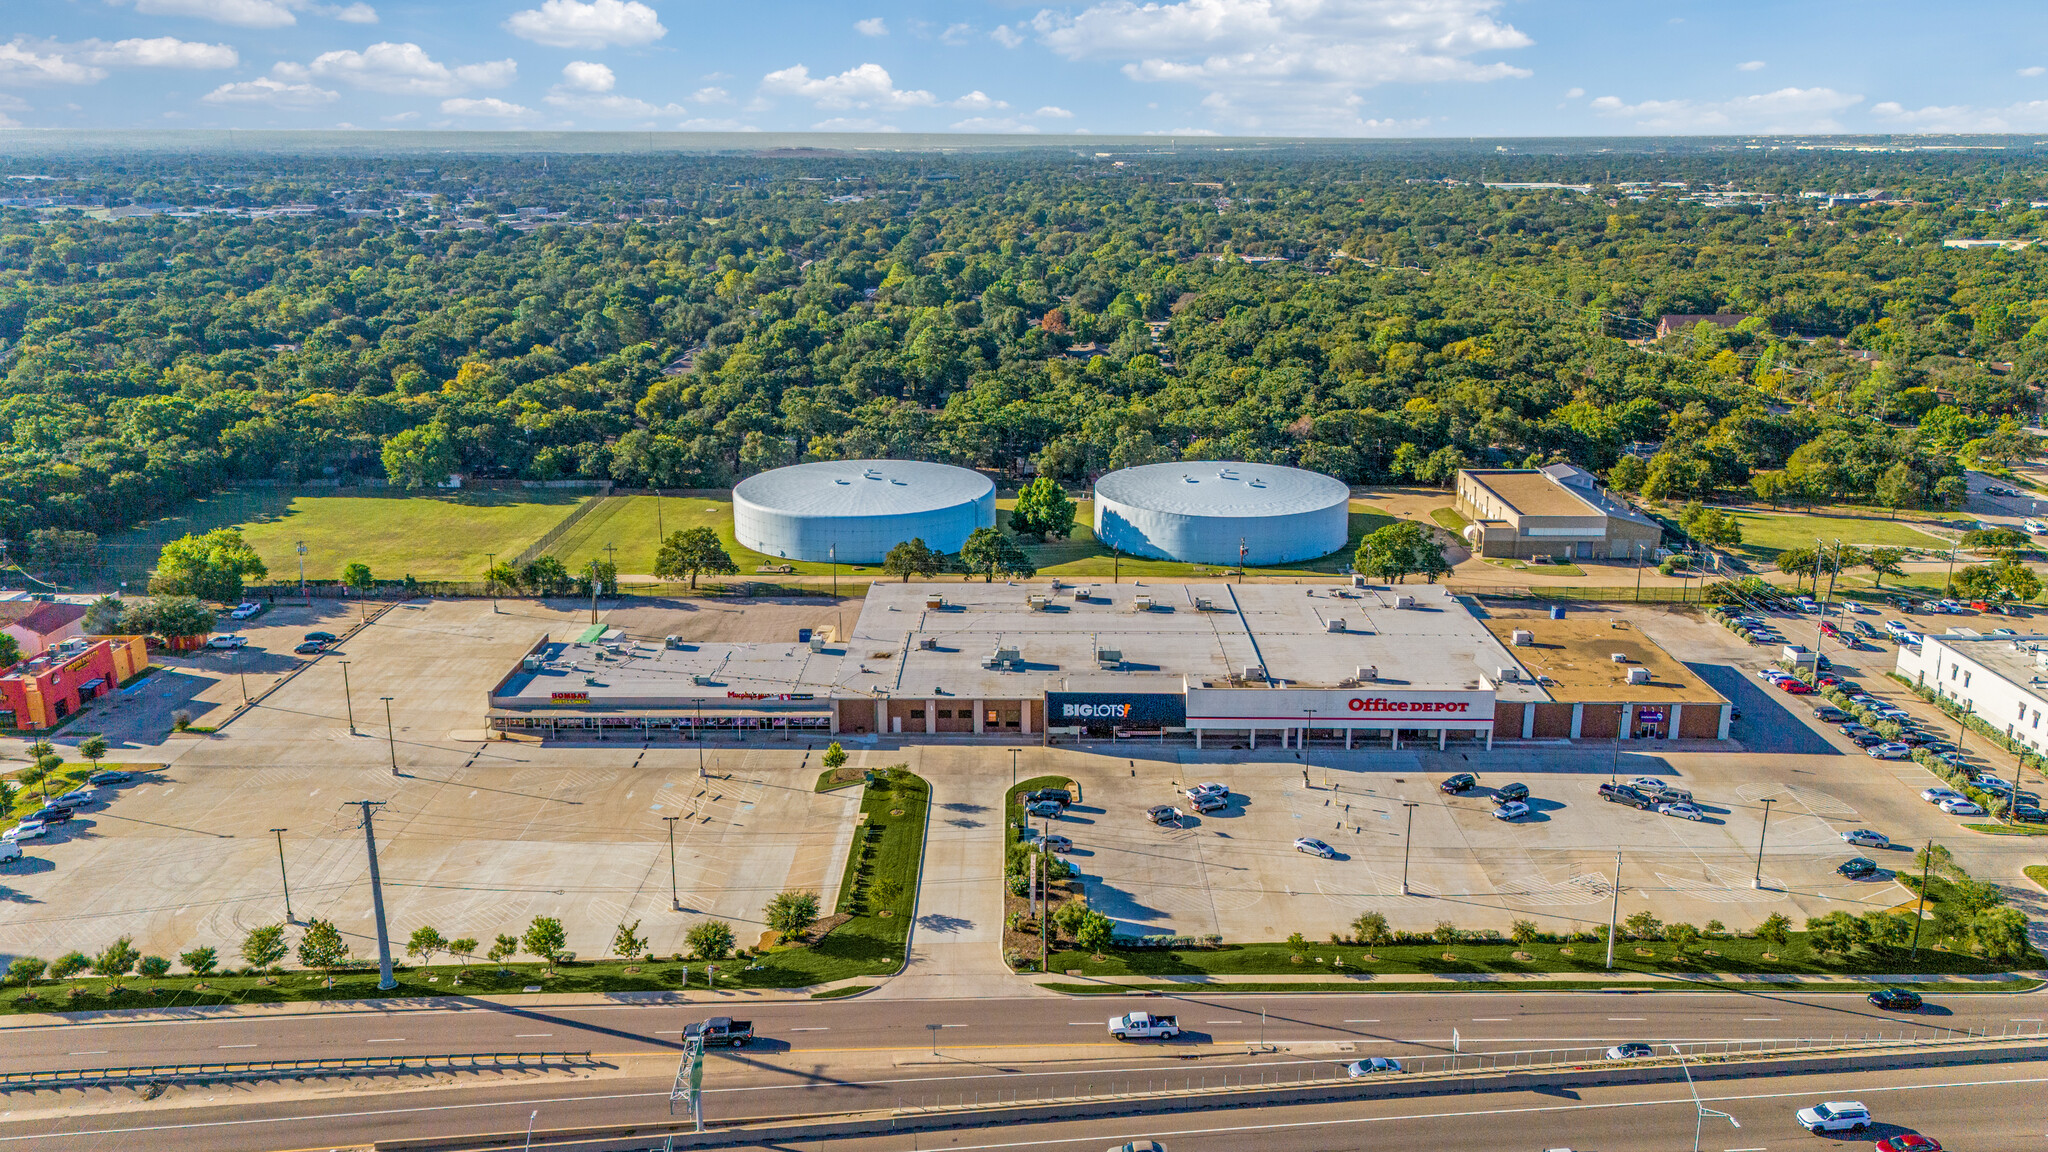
[1032,969,2047,989]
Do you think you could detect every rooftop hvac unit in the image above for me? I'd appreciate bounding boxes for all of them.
[1625,667,1651,685]
[1497,665,1520,682]
[1243,664,1267,681]
[692,674,714,686]
[925,595,946,610]
[1351,574,1366,588]
[522,655,543,671]
[982,646,1022,670]
[1610,653,1629,663]
[918,637,939,650]
[1325,618,1345,633]
[1097,648,1123,668]
[1073,587,1093,601]
[1357,665,1377,682]
[1133,595,1155,611]
[810,634,826,652]
[1511,629,1534,646]
[1026,594,1049,611]
[1393,594,1415,609]
[1194,597,1214,611]
[665,635,682,649]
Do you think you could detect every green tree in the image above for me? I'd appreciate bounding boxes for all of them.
[611,919,649,961]
[1351,911,1391,947]
[448,937,479,974]
[521,555,570,595]
[241,923,288,970]
[1354,521,1445,584]
[1805,911,1863,955]
[1960,527,2030,551]
[178,945,217,976]
[1622,910,1664,940]
[1009,477,1077,540]
[686,919,735,961]
[137,955,171,979]
[91,936,140,977]
[1755,912,1791,953]
[484,560,521,595]
[821,742,847,770]
[1935,475,1970,509]
[78,735,107,775]
[764,890,822,938]
[1913,842,1963,880]
[960,527,1035,581]
[341,562,374,593]
[1608,456,1648,493]
[1749,470,1794,508]
[298,917,351,987]
[49,952,89,981]
[1859,910,1913,951]
[1875,462,1920,516]
[883,537,944,582]
[150,529,268,603]
[405,925,447,968]
[1968,906,2032,961]
[381,423,459,489]
[121,594,216,640]
[522,915,569,974]
[1776,546,1818,589]
[8,956,46,985]
[488,933,520,971]
[1664,922,1699,953]
[83,595,125,634]
[1865,547,1906,588]
[653,527,739,589]
[1052,896,1093,939]
[1432,921,1461,946]
[1510,919,1539,947]
[0,632,22,669]
[1076,910,1116,953]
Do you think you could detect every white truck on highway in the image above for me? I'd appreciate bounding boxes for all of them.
[1107,1011,1180,1040]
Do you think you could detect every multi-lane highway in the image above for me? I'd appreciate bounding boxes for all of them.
[3,989,2040,1150]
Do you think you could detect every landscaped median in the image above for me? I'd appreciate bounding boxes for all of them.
[0,766,930,1014]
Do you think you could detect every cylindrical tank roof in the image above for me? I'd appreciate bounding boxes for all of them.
[1093,462,1350,518]
[732,460,995,517]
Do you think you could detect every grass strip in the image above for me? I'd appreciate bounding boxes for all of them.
[1038,978,2045,995]
[811,984,872,1000]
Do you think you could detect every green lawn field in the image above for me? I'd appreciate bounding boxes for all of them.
[99,488,587,584]
[1726,510,1951,564]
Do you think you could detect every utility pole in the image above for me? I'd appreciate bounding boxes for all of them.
[830,543,836,598]
[271,827,293,923]
[1238,538,1247,583]
[1634,542,1643,602]
[1752,797,1775,888]
[605,542,617,601]
[663,815,681,911]
[1605,851,1621,969]
[382,696,398,775]
[1910,840,1933,957]
[338,660,356,734]
[296,541,307,601]
[589,560,600,624]
[486,551,498,614]
[353,800,397,990]
[1010,747,1019,793]
[1674,1043,1740,1152]
[655,488,664,541]
[1399,801,1419,894]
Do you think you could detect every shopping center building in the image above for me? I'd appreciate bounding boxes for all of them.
[486,582,1730,747]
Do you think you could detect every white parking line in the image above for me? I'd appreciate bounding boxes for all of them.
[514,1034,552,1038]
[1344,1019,1380,1023]
[939,1024,968,1028]
[68,1050,107,1055]
[1607,1018,1645,1022]
[365,1038,406,1043]
[217,1044,257,1049]
[790,1027,830,1032]
[1067,1022,1098,1026]
[1206,1020,1243,1025]
[1742,1018,1781,1022]
[1470,1017,1511,1022]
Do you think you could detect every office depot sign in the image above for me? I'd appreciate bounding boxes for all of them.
[1184,686,1495,729]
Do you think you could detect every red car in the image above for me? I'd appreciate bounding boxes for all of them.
[1778,680,1813,695]
[1876,1136,1941,1152]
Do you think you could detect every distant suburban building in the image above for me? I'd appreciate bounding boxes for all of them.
[1454,466,1662,562]
[0,635,148,730]
[1656,313,1750,338]
[1895,633,2048,758]
[0,600,86,657]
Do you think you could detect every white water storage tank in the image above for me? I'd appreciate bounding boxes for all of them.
[732,459,996,564]
[1092,462,1350,566]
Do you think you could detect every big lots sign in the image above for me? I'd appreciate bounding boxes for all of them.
[1184,686,1495,728]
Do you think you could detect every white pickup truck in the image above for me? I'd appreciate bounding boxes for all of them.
[1107,1011,1180,1040]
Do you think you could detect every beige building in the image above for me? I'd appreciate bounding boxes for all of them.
[1455,465,1663,562]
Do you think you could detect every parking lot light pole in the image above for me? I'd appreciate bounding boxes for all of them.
[338,660,357,734]
[1399,802,1419,894]
[1910,840,1933,958]
[1010,748,1019,793]
[381,696,398,776]
[663,816,681,910]
[1672,1043,1739,1152]
[1752,798,1775,889]
[271,827,293,923]
[296,541,307,601]
[486,551,498,614]
[1605,851,1622,969]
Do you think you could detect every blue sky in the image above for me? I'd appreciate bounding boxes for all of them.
[2,0,2046,136]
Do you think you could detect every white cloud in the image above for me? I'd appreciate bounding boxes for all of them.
[381,109,417,121]
[1143,126,1220,135]
[1034,104,1074,118]
[0,113,18,128]
[1736,60,1765,71]
[328,3,378,22]
[855,17,888,36]
[691,85,731,103]
[941,23,974,46]
[812,116,899,131]
[126,0,298,28]
[2021,66,2046,78]
[0,43,107,86]
[675,116,756,130]
[503,0,665,48]
[307,42,515,96]
[1871,99,2048,132]
[760,63,935,109]
[991,25,1024,48]
[1589,86,1862,132]
[441,97,532,118]
[201,73,339,107]
[951,116,1039,132]
[548,92,685,117]
[1030,0,1531,132]
[560,60,614,92]
[951,90,1006,110]
[81,37,238,69]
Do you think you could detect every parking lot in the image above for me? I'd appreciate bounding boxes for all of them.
[0,599,862,964]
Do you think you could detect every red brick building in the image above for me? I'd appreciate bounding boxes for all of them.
[0,636,148,731]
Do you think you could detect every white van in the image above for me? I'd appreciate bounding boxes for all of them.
[0,840,21,864]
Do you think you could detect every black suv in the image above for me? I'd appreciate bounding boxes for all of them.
[1440,773,1477,793]
[1598,783,1651,809]
[1868,989,1922,1011]
[26,807,72,824]
[1493,782,1530,802]
[1811,706,1847,722]
[1024,788,1072,807]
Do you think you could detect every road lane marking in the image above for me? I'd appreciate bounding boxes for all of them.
[1470,1017,1510,1021]
[365,1038,405,1043]
[939,1024,968,1028]
[1742,1018,1781,1022]
[217,1044,257,1049]
[789,1027,829,1032]
[1343,1019,1380,1023]
[1205,1020,1243,1025]
[514,1034,551,1038]
[1607,1018,1645,1022]
[1067,1022,1098,1026]
[67,1051,107,1055]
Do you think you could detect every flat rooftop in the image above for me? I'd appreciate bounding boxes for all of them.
[836,582,1551,703]
[1465,470,1600,519]
[493,635,839,712]
[1928,634,2048,697]
[1481,609,1728,705]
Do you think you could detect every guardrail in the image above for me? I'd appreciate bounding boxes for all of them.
[4,1050,597,1091]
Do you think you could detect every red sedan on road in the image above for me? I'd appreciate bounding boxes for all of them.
[1876,1135,1941,1152]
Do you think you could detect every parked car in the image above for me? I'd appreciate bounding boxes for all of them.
[1845,731,1884,748]
[1293,836,1335,858]
[1970,772,2011,791]
[1921,787,1966,804]
[1938,797,1986,816]
[1894,729,1929,745]
[1778,679,1813,695]
[1145,805,1182,826]
[1598,783,1652,808]
[1795,1101,1872,1133]
[1811,705,1847,722]
[1344,1057,1403,1076]
[2014,803,2048,823]
[1026,800,1063,819]
[1493,782,1530,802]
[51,789,94,808]
[1039,834,1074,853]
[1492,800,1531,821]
[294,641,327,654]
[1853,620,1882,637]
[1867,743,1912,760]
[205,634,248,649]
[1025,788,1072,807]
[1644,785,1692,804]
[26,807,71,825]
[1841,829,1890,849]
[1756,666,1790,682]
[1838,857,1879,878]
[87,770,132,786]
[1624,776,1666,791]
[1189,792,1227,814]
[303,631,338,642]
[227,602,261,620]
[1183,782,1229,801]
[1440,773,1477,794]
[1868,989,1923,1012]
[1604,1043,1654,1059]
[1659,802,1706,821]
[3,821,48,842]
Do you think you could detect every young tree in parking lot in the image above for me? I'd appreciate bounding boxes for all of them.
[1912,842,1963,880]
[1622,910,1663,941]
[821,742,847,771]
[686,919,735,961]
[1704,919,1726,938]
[1804,911,1863,955]
[178,946,217,976]
[298,918,351,987]
[1510,919,1539,947]
[241,924,288,971]
[49,952,89,981]
[1076,911,1116,954]
[406,925,447,968]
[78,735,107,776]
[764,891,821,939]
[654,527,738,589]
[611,919,649,961]
[1432,921,1460,947]
[488,934,520,972]
[1860,910,1913,951]
[7,956,45,986]
[1052,897,1092,940]
[1664,922,1700,954]
[341,562,375,595]
[447,937,479,976]
[522,915,568,975]
[137,955,171,979]
[91,936,139,977]
[1352,911,1391,947]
